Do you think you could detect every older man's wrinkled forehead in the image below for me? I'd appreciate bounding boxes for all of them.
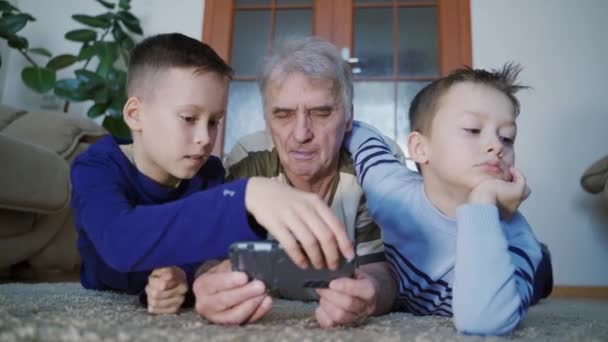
[265,69,341,104]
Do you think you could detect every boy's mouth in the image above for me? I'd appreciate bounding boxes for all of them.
[477,161,504,175]
[186,154,206,161]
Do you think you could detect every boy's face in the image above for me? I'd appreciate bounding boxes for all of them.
[132,68,228,185]
[420,82,517,194]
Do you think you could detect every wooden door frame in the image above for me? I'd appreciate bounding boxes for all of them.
[202,0,471,157]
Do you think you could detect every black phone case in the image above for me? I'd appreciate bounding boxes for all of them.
[229,241,356,291]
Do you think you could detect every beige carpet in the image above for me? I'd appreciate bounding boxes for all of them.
[0,283,606,341]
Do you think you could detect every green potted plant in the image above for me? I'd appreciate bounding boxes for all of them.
[0,0,142,138]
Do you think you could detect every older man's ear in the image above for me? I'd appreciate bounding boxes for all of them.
[345,107,354,132]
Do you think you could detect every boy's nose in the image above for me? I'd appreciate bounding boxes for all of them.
[485,135,504,157]
[194,127,210,146]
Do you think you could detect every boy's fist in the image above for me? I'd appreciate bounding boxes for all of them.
[146,266,188,314]
[469,167,530,219]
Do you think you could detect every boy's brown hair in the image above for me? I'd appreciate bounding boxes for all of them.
[409,62,529,135]
[127,33,233,97]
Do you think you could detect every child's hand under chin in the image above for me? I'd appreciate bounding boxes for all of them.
[468,167,531,221]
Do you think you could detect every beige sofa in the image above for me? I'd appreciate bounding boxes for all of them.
[0,104,106,280]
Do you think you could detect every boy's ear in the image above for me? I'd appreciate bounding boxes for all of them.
[407,131,430,165]
[123,97,143,132]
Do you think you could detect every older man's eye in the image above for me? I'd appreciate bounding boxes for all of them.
[310,109,332,117]
[273,110,293,119]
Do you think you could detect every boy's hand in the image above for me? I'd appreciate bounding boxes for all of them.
[315,271,378,328]
[245,177,355,271]
[145,266,188,314]
[469,167,530,219]
[193,260,272,325]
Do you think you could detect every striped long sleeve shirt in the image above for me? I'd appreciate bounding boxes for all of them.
[344,121,542,335]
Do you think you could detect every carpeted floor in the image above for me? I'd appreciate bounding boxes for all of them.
[0,283,607,341]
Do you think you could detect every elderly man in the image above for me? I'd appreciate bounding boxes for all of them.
[193,37,404,328]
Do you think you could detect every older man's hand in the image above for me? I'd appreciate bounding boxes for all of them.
[245,177,355,271]
[314,271,379,328]
[193,260,272,325]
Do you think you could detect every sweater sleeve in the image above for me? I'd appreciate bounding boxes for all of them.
[70,155,262,274]
[453,204,542,335]
[344,121,420,227]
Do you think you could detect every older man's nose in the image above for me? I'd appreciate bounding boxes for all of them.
[293,113,313,143]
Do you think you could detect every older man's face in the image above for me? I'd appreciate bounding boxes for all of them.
[265,72,352,184]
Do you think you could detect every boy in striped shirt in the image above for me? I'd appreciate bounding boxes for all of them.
[344,64,551,335]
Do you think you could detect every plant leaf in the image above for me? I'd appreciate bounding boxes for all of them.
[28,47,52,57]
[111,23,134,50]
[72,14,111,28]
[94,86,111,104]
[21,66,56,93]
[94,41,118,78]
[7,35,28,49]
[46,54,78,71]
[0,1,18,12]
[95,0,115,10]
[87,102,109,118]
[54,78,90,101]
[118,0,131,11]
[0,13,30,34]
[103,115,131,138]
[65,29,97,42]
[78,43,96,60]
[117,11,142,34]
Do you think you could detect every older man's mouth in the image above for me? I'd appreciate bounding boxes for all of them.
[290,151,316,160]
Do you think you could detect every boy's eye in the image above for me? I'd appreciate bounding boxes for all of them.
[180,115,196,123]
[463,128,481,134]
[500,136,515,145]
[209,119,220,128]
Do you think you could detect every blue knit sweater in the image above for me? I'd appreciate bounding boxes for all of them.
[345,121,542,335]
[70,135,261,295]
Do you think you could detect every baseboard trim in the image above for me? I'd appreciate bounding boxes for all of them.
[552,286,608,299]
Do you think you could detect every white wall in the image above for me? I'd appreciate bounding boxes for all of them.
[471,0,608,286]
[0,0,204,113]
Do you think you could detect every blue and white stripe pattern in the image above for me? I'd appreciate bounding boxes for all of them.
[345,121,542,335]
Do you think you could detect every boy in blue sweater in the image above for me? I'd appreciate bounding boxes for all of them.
[70,33,354,314]
[345,64,549,335]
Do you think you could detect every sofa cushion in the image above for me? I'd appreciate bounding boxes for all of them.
[580,155,608,194]
[1,109,106,158]
[0,134,70,214]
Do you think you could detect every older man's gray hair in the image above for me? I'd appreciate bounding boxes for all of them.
[258,36,354,120]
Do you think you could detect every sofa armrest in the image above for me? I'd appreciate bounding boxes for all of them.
[0,134,70,214]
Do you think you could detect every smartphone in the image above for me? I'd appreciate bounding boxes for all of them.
[229,241,357,293]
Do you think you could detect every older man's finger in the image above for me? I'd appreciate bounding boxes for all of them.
[200,280,266,314]
[194,272,249,295]
[246,295,273,323]
[318,295,362,325]
[329,274,375,302]
[317,288,367,316]
[211,294,267,325]
[315,305,334,329]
